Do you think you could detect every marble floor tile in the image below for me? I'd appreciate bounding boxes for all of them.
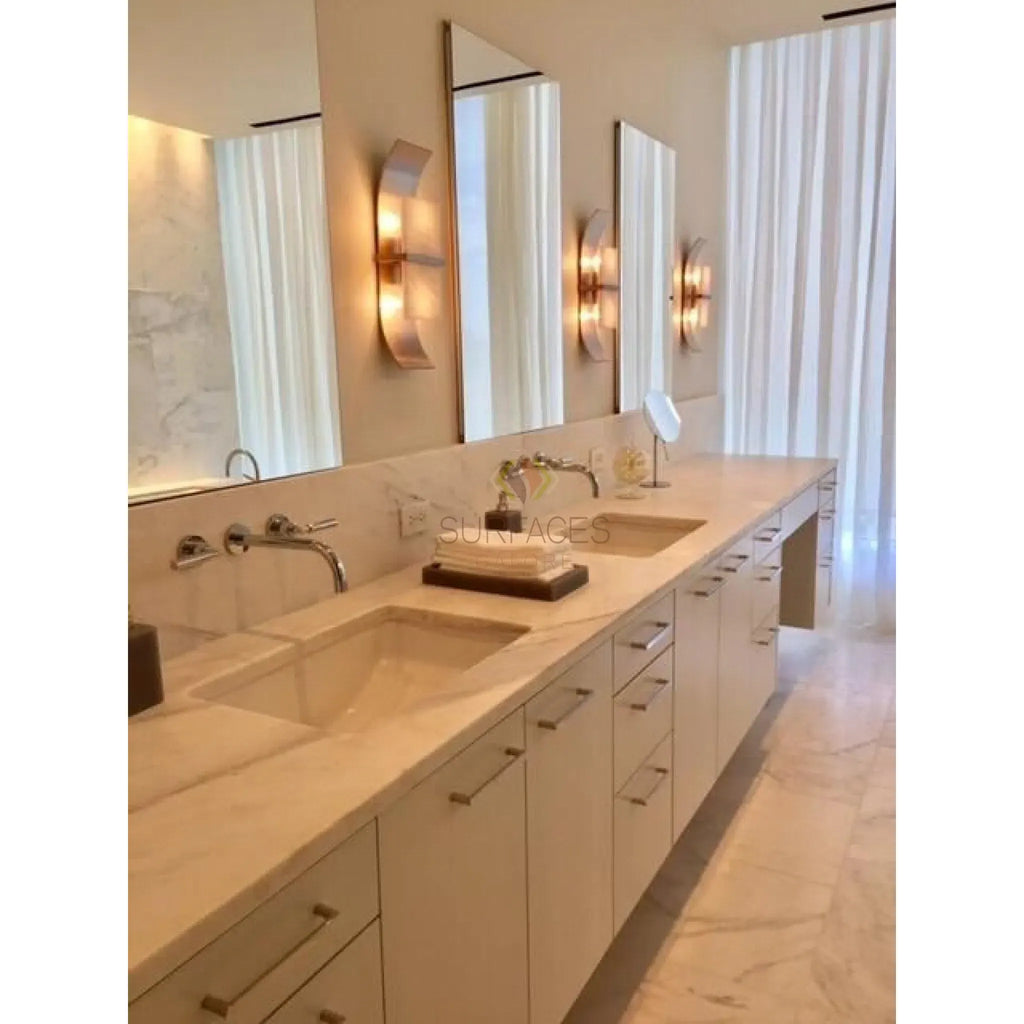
[760,746,875,807]
[621,967,806,1023]
[667,857,834,1007]
[846,786,895,864]
[723,776,859,886]
[809,858,895,1022]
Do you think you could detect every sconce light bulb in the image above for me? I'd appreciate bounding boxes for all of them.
[378,209,402,238]
[580,304,600,324]
[380,292,404,319]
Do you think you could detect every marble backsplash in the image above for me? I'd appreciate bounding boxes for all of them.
[129,395,722,660]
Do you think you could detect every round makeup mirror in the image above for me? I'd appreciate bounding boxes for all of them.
[640,390,680,488]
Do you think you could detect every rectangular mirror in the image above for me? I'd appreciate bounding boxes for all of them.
[128,0,342,504]
[616,122,676,412]
[446,24,564,443]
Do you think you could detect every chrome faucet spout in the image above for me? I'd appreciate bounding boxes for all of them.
[224,515,348,593]
[498,452,601,500]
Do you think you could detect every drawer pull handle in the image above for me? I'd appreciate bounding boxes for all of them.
[754,526,781,541]
[629,677,671,712]
[756,564,782,582]
[690,574,727,598]
[538,688,594,730]
[818,512,835,522]
[717,553,749,573]
[819,482,836,492]
[753,626,780,646]
[200,903,340,1017]
[625,765,670,806]
[319,1012,346,1024]
[628,621,672,651]
[449,746,524,806]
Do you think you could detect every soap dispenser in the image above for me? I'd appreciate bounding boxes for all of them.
[128,608,164,716]
[484,491,523,533]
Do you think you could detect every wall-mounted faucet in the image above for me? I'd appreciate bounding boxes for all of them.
[225,447,261,482]
[224,514,348,593]
[499,451,600,501]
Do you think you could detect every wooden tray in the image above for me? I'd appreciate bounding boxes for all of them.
[422,562,589,602]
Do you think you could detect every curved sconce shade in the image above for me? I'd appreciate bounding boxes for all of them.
[578,209,618,361]
[678,237,712,350]
[376,140,445,369]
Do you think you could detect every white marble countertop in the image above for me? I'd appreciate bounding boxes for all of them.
[128,454,836,999]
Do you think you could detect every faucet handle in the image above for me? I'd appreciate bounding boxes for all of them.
[266,513,338,537]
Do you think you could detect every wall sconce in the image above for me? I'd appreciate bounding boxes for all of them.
[678,237,712,349]
[376,140,445,369]
[578,210,618,361]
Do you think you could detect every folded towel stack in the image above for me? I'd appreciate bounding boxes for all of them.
[433,531,573,580]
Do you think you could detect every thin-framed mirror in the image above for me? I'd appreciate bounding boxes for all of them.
[616,122,676,413]
[128,0,342,504]
[445,23,564,444]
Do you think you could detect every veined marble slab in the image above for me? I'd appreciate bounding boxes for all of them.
[128,453,836,1000]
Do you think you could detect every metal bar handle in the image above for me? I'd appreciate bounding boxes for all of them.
[819,482,836,492]
[319,1012,346,1024]
[629,678,671,712]
[717,553,750,573]
[756,563,783,582]
[302,518,339,533]
[819,511,835,522]
[626,765,670,806]
[200,903,340,1017]
[449,746,525,806]
[752,625,780,647]
[754,526,782,542]
[690,574,727,598]
[537,688,594,730]
[172,535,222,571]
[628,621,672,651]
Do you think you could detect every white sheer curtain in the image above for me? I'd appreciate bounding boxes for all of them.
[484,82,563,438]
[724,20,895,631]
[215,122,341,478]
[618,123,676,411]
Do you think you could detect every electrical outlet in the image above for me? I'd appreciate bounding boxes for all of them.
[589,447,607,475]
[399,498,431,538]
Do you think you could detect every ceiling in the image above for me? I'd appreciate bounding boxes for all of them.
[128,0,320,138]
[677,0,895,46]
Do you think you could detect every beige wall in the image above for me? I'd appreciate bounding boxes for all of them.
[316,0,727,464]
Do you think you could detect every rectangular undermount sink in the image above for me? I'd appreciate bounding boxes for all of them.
[549,512,706,557]
[195,607,528,733]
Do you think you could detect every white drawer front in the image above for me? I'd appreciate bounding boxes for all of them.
[613,646,674,791]
[613,592,675,692]
[752,513,783,564]
[130,822,379,1024]
[264,920,384,1024]
[613,735,673,932]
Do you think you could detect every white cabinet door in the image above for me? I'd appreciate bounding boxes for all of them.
[525,643,613,1024]
[673,576,723,840]
[264,921,384,1024]
[717,547,755,773]
[378,710,528,1024]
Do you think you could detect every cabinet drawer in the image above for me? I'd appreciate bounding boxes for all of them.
[818,509,836,557]
[751,548,782,627]
[752,513,783,564]
[129,822,379,1024]
[264,920,384,1024]
[613,646,673,791]
[782,485,819,540]
[714,533,754,578]
[750,607,780,712]
[818,471,838,508]
[613,734,673,932]
[613,591,675,691]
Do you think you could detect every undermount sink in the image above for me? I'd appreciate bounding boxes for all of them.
[195,607,528,733]
[549,512,706,558]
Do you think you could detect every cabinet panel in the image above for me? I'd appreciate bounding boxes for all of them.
[378,710,528,1024]
[782,485,819,540]
[613,645,674,790]
[264,921,384,1024]
[673,577,722,840]
[129,822,379,1024]
[717,555,754,773]
[613,734,673,932]
[752,549,782,628]
[525,644,613,1024]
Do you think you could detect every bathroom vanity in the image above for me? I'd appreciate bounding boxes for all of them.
[128,455,837,1024]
